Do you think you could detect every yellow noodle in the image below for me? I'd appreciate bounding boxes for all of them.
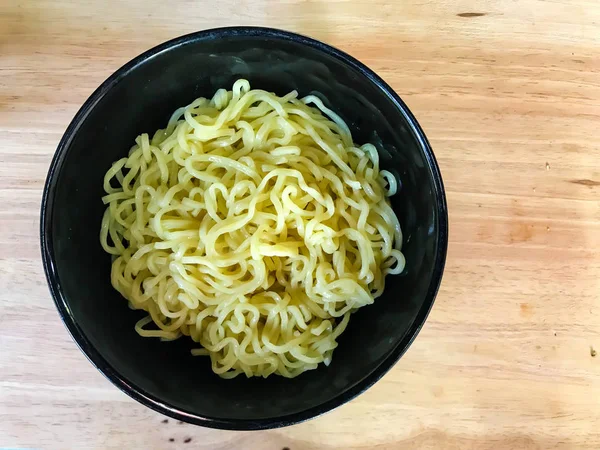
[100,79,405,378]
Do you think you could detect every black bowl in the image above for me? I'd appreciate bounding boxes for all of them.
[41,27,448,430]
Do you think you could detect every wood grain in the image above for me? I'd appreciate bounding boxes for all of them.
[1,0,599,448]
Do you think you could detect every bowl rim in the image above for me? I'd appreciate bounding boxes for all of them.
[40,26,448,431]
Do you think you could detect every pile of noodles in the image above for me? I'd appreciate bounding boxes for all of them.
[100,79,404,378]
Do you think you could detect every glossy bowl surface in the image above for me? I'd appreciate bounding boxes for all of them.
[41,26,448,430]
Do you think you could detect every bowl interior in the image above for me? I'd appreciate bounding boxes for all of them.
[44,29,445,427]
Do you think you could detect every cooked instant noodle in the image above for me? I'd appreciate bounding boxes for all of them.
[100,79,405,378]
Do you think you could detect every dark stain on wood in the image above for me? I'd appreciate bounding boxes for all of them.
[570,179,600,187]
[184,437,192,443]
[457,12,487,17]
[432,386,444,397]
[520,303,533,318]
[509,223,533,243]
[591,346,597,357]
[162,419,168,424]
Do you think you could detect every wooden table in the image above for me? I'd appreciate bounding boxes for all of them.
[1,0,599,448]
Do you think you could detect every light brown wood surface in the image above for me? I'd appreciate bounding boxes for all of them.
[1,0,599,448]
